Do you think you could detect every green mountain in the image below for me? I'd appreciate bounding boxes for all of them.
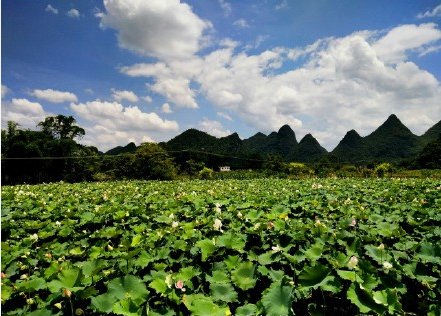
[243,124,298,159]
[105,142,137,155]
[291,134,328,162]
[104,114,441,167]
[332,114,440,163]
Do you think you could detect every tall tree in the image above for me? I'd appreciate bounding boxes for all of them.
[134,143,177,180]
[37,115,85,140]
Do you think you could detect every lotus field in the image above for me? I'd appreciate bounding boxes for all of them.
[1,178,440,315]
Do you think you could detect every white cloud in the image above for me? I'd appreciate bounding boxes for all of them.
[217,112,233,121]
[120,23,441,150]
[219,0,232,16]
[198,119,231,138]
[1,98,50,129]
[31,89,78,103]
[70,100,179,151]
[67,9,80,19]
[97,0,212,61]
[45,4,58,15]
[275,0,288,10]
[372,23,441,64]
[111,89,139,103]
[2,85,11,98]
[234,19,249,28]
[142,96,153,103]
[121,62,199,108]
[161,103,173,113]
[417,5,441,18]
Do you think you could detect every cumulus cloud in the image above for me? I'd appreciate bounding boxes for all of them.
[67,9,80,19]
[45,4,58,15]
[97,0,212,60]
[1,98,50,129]
[70,100,179,151]
[417,5,441,19]
[31,89,78,103]
[198,118,231,138]
[2,85,11,98]
[372,23,441,64]
[121,23,441,150]
[142,96,153,103]
[121,62,199,108]
[161,103,173,113]
[111,89,139,103]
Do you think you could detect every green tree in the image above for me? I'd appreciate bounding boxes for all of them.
[288,162,313,177]
[37,115,85,140]
[416,134,441,169]
[134,143,177,180]
[375,163,394,177]
[198,167,213,180]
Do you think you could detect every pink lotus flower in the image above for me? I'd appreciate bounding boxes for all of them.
[350,219,356,227]
[64,289,72,298]
[175,280,186,292]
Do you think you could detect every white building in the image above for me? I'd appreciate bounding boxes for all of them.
[219,166,231,172]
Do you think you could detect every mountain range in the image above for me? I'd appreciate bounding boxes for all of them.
[105,114,441,165]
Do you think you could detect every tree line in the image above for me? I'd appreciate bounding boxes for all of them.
[2,115,440,185]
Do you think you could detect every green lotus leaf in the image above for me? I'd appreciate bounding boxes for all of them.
[261,281,293,316]
[347,283,387,314]
[183,293,228,316]
[196,238,216,262]
[206,270,230,284]
[231,261,257,290]
[235,304,258,316]
[364,244,383,264]
[130,235,143,247]
[258,251,275,265]
[149,278,168,294]
[26,309,52,316]
[417,242,440,263]
[91,292,117,313]
[216,231,246,251]
[113,298,140,316]
[134,250,154,268]
[108,275,149,305]
[175,266,201,282]
[47,268,83,293]
[337,269,356,282]
[268,269,285,282]
[19,277,46,292]
[298,263,333,289]
[209,282,238,302]
[304,241,324,261]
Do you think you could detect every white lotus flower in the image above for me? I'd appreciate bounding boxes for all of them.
[272,245,282,253]
[347,256,358,269]
[213,218,223,231]
[172,221,179,228]
[30,233,38,241]
[383,261,392,270]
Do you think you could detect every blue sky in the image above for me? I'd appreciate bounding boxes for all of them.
[2,0,441,152]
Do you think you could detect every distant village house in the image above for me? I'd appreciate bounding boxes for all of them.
[219,166,231,172]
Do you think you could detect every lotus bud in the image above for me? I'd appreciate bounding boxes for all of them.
[347,256,358,269]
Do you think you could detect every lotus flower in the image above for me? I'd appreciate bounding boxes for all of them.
[347,256,358,269]
[175,280,185,292]
[214,218,223,231]
[383,261,392,270]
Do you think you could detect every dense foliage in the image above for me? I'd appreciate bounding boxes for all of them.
[1,178,440,315]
